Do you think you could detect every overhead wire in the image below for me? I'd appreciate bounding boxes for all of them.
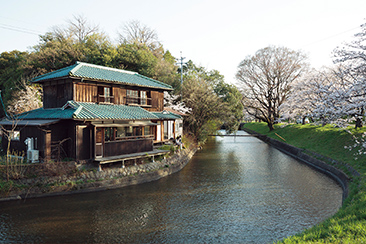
[300,26,360,48]
[0,23,43,36]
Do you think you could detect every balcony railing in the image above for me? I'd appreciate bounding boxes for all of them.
[125,96,152,106]
[98,94,114,104]
[104,138,153,157]
[97,95,152,107]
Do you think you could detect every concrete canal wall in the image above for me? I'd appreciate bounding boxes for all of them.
[1,147,197,201]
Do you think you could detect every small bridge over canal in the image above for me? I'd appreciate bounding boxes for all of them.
[208,134,261,137]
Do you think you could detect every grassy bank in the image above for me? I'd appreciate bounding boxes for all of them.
[244,122,366,243]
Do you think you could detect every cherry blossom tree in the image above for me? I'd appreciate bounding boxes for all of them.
[164,91,190,114]
[280,65,365,128]
[332,22,366,128]
[281,67,353,126]
[282,22,366,129]
[236,46,308,130]
[7,79,42,115]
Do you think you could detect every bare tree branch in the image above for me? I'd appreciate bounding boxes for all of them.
[236,46,308,130]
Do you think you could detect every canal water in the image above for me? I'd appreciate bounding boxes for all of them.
[0,131,342,243]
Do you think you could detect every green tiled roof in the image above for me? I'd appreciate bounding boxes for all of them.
[152,111,182,120]
[17,107,76,119]
[67,101,158,120]
[17,101,158,121]
[32,61,172,90]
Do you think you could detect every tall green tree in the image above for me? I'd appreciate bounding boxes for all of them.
[213,81,244,133]
[113,43,157,77]
[24,32,83,75]
[117,20,179,88]
[180,61,243,140]
[182,76,226,142]
[81,33,116,66]
[24,15,112,75]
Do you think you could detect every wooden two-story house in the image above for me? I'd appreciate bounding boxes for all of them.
[0,62,182,164]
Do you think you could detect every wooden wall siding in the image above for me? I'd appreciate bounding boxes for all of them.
[43,79,165,110]
[151,91,164,111]
[43,85,57,108]
[74,83,98,103]
[49,120,77,159]
[1,125,47,160]
[104,138,153,157]
[44,81,73,108]
[0,121,77,162]
[113,87,126,105]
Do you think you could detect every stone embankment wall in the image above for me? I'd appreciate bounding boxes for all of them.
[2,148,197,201]
[243,128,355,203]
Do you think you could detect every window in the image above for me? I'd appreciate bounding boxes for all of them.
[104,87,111,103]
[98,86,112,103]
[116,127,132,138]
[134,127,142,136]
[114,126,151,139]
[126,90,139,104]
[116,127,126,138]
[144,126,151,136]
[9,130,20,141]
[141,91,147,105]
[126,90,150,105]
[105,127,114,141]
[163,121,168,140]
[126,126,133,136]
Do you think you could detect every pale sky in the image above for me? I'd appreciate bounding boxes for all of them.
[1,0,366,84]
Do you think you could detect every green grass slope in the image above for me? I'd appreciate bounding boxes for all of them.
[244,122,366,243]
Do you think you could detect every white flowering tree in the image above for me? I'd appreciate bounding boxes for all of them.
[236,46,308,131]
[163,91,190,114]
[280,66,362,127]
[7,79,42,115]
[281,22,366,158]
[279,69,325,123]
[282,22,366,128]
[332,22,366,127]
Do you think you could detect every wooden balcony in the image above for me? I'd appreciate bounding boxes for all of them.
[98,94,114,104]
[95,149,169,165]
[96,95,152,107]
[104,137,153,157]
[125,96,152,107]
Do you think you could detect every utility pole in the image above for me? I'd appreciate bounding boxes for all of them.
[176,51,186,99]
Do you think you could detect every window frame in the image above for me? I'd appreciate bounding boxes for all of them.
[97,86,113,103]
[9,130,20,141]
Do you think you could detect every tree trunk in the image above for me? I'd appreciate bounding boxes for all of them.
[355,118,363,129]
[302,117,306,125]
[267,121,274,131]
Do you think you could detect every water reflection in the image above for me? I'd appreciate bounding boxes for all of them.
[0,131,342,243]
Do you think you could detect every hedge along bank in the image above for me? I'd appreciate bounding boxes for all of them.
[0,147,197,202]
